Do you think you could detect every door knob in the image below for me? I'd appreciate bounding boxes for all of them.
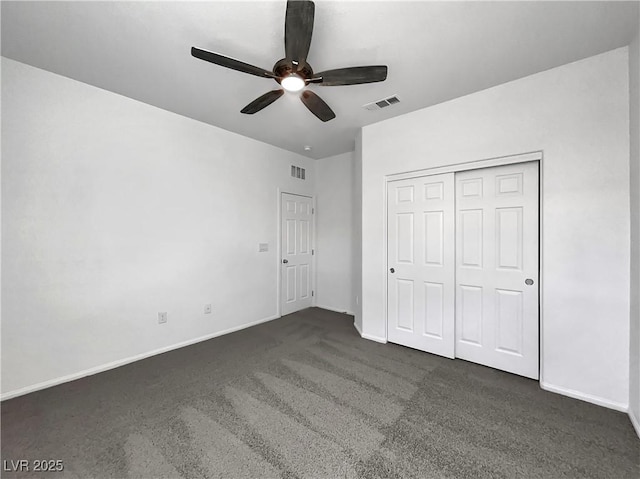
[390,268,395,273]
[525,278,534,285]
[282,259,289,264]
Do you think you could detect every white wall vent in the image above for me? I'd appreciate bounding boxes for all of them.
[363,95,400,111]
[291,165,306,180]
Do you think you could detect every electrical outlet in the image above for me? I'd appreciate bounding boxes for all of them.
[158,312,167,324]
[204,304,212,314]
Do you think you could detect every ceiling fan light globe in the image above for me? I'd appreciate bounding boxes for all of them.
[281,74,305,92]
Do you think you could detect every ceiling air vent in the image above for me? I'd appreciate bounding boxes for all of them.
[363,95,400,111]
[291,165,306,180]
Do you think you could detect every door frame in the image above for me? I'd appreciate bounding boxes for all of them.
[383,150,544,379]
[276,189,317,317]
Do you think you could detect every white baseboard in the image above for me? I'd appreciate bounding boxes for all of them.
[540,381,628,413]
[352,321,387,343]
[360,330,387,344]
[315,304,355,316]
[1,313,280,401]
[362,333,387,344]
[353,320,363,336]
[629,408,640,439]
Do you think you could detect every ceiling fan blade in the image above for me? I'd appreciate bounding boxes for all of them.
[241,89,285,114]
[285,0,315,69]
[311,66,388,86]
[191,47,276,79]
[300,90,335,122]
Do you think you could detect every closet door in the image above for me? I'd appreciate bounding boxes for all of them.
[387,173,455,358]
[455,162,539,379]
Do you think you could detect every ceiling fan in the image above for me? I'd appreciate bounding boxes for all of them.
[191,0,388,122]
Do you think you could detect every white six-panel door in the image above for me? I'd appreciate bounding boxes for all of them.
[281,193,313,316]
[455,162,539,379]
[387,173,456,358]
[387,162,539,379]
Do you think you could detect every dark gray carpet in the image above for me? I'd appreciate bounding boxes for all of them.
[1,308,638,478]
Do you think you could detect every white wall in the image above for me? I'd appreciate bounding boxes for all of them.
[360,48,630,410]
[1,58,315,397]
[353,131,363,334]
[314,152,355,315]
[629,27,640,433]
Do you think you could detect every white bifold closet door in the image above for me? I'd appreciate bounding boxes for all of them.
[387,162,539,379]
[455,162,539,379]
[387,173,456,358]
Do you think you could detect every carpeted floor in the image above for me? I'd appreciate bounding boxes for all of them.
[1,308,638,478]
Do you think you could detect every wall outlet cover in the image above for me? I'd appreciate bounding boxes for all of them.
[158,312,167,324]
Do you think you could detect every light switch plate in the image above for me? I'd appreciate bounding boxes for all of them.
[258,243,269,252]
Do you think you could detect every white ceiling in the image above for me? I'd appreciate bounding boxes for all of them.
[2,1,639,159]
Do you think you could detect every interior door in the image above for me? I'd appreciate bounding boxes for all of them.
[387,173,455,358]
[455,162,539,379]
[281,193,314,316]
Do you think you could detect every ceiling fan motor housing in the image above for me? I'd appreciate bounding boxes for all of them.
[273,58,314,83]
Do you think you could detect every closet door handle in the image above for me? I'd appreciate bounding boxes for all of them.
[525,278,534,285]
[390,268,395,273]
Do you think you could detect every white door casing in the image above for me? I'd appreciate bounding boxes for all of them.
[281,193,314,315]
[387,173,456,358]
[455,162,539,379]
